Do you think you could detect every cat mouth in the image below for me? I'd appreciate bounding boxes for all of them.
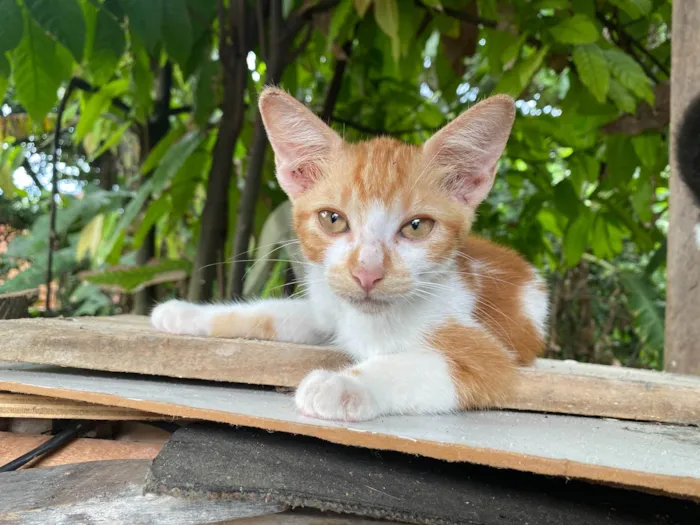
[343,295,395,313]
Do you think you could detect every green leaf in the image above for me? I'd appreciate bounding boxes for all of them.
[603,48,653,105]
[133,194,170,249]
[604,135,638,188]
[243,200,294,297]
[609,0,651,19]
[100,130,204,258]
[162,0,192,67]
[620,271,665,353]
[493,46,549,97]
[0,0,23,54]
[85,2,126,84]
[10,13,66,122]
[607,78,637,114]
[119,0,162,53]
[549,14,599,44]
[631,133,662,170]
[76,213,105,260]
[328,0,355,47]
[140,124,186,174]
[90,121,130,161]
[130,34,153,122]
[590,212,624,259]
[563,211,593,267]
[573,44,608,103]
[24,0,85,62]
[631,173,653,222]
[81,259,192,293]
[353,0,372,17]
[194,59,221,128]
[74,78,129,144]
[374,0,399,63]
[0,52,9,100]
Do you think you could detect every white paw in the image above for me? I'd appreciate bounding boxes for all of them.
[295,370,379,422]
[150,300,212,336]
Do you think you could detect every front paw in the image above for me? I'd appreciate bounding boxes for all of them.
[151,300,212,336]
[295,370,379,422]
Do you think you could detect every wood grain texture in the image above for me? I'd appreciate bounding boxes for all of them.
[0,364,698,500]
[1,316,700,425]
[666,0,700,375]
[0,392,164,420]
[0,460,283,524]
[0,431,162,468]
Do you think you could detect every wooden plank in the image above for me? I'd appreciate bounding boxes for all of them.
[233,512,403,524]
[0,391,165,420]
[0,363,698,500]
[0,431,162,468]
[1,316,700,425]
[666,0,700,375]
[0,460,284,524]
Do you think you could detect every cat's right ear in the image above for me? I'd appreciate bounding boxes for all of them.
[259,87,343,198]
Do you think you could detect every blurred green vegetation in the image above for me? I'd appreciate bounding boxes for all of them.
[0,0,670,369]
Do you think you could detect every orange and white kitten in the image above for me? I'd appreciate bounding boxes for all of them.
[152,88,549,422]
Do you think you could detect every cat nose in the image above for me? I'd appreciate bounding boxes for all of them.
[351,266,385,293]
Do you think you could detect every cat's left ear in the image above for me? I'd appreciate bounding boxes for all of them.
[423,95,515,208]
[259,87,343,199]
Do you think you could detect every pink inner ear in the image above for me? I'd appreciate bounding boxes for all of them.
[277,163,321,198]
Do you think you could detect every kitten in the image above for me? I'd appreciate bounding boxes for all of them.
[151,88,549,422]
[676,94,700,248]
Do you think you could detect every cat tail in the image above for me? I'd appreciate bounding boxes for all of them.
[676,93,700,249]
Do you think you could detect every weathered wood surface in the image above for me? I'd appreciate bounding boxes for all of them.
[0,431,162,468]
[0,392,164,420]
[666,0,700,375]
[0,363,698,500]
[0,460,284,524]
[2,315,700,425]
[233,513,403,524]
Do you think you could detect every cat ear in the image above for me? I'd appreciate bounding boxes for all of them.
[423,95,515,208]
[259,87,343,198]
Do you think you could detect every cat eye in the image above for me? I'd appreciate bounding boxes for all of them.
[400,218,435,240]
[318,210,349,234]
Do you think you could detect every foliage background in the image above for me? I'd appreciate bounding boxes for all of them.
[0,0,670,369]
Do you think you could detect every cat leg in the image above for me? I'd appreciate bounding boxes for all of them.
[151,298,330,345]
[295,322,516,421]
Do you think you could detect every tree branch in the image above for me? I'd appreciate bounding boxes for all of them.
[45,78,79,313]
[322,39,353,122]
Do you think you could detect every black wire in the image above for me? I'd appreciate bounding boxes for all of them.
[0,421,95,473]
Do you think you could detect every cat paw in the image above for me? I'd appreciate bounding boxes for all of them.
[295,370,378,422]
[151,300,212,336]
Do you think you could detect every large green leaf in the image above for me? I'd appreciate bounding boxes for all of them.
[24,0,86,62]
[99,130,205,259]
[620,271,665,354]
[74,78,129,144]
[573,44,608,103]
[0,52,9,105]
[162,0,192,68]
[81,259,192,292]
[609,0,651,19]
[119,0,162,53]
[563,211,593,267]
[374,0,400,62]
[10,12,65,122]
[603,49,653,105]
[84,1,125,84]
[607,78,637,114]
[193,59,221,128]
[0,0,23,54]
[549,14,599,44]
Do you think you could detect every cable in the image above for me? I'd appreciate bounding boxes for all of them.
[0,421,95,473]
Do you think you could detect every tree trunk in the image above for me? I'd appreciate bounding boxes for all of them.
[188,0,248,303]
[134,63,173,315]
[665,0,700,375]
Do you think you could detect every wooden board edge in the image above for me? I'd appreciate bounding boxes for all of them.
[0,379,697,501]
[0,392,169,420]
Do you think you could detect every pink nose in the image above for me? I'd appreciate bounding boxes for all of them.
[351,266,385,293]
